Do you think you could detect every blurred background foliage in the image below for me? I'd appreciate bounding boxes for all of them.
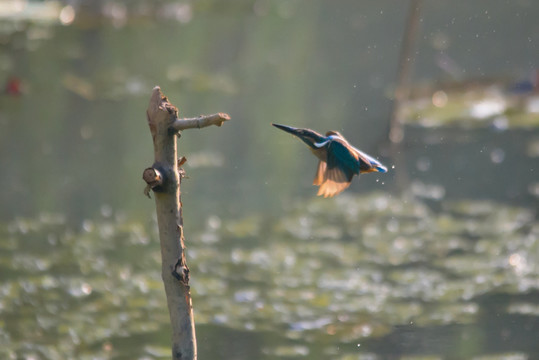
[0,0,538,359]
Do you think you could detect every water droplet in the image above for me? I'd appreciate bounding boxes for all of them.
[207,215,222,230]
[492,116,508,131]
[432,90,448,107]
[82,220,94,232]
[490,148,505,164]
[59,5,76,26]
[100,205,113,217]
[81,283,92,295]
[102,341,114,352]
[416,157,431,172]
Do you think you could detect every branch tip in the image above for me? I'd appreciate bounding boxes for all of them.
[170,112,231,132]
[218,112,231,120]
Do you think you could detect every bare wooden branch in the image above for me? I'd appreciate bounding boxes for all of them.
[170,113,230,132]
[143,86,230,359]
[144,86,196,360]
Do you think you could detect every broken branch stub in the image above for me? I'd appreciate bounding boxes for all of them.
[170,112,230,132]
[142,86,230,360]
[142,167,163,198]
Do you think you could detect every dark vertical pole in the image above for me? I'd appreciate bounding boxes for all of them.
[388,0,422,192]
[389,0,423,144]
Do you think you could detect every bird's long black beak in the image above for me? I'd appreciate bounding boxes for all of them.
[272,123,301,136]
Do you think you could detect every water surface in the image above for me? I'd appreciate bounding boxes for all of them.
[0,1,538,359]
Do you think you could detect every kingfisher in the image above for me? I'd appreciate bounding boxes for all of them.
[272,123,388,198]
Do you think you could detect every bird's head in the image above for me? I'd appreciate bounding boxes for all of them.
[325,130,344,138]
[272,123,327,150]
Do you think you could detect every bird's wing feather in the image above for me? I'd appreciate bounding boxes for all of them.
[350,145,386,173]
[324,163,351,183]
[313,161,326,186]
[311,139,358,198]
[317,176,352,198]
[326,139,360,180]
[313,159,352,197]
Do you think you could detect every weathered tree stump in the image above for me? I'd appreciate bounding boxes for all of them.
[143,86,230,360]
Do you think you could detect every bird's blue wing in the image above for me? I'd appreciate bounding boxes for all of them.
[313,140,357,197]
[326,139,361,181]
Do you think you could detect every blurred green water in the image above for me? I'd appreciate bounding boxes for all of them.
[0,1,538,359]
[1,0,537,224]
[1,194,538,359]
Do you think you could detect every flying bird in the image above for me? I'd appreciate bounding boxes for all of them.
[272,123,387,197]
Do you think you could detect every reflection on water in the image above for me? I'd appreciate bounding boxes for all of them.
[1,1,538,359]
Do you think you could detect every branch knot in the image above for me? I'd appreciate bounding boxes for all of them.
[172,258,190,285]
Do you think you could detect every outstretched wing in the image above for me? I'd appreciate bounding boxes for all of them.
[311,139,360,197]
[313,160,352,197]
[316,175,352,197]
[326,139,361,179]
[313,160,326,186]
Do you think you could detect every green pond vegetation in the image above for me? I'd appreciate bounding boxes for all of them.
[401,86,539,129]
[1,2,538,359]
[1,192,537,359]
